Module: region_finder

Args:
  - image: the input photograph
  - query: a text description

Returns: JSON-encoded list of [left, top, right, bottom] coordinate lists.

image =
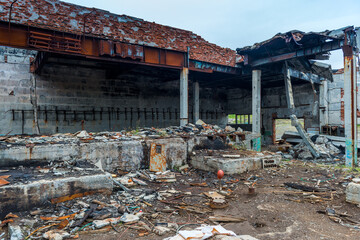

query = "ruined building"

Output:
[[1, 1, 360, 238], [0, 0, 350, 139]]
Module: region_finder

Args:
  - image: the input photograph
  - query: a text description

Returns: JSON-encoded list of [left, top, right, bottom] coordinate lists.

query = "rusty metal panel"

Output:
[[115, 42, 143, 60], [166, 51, 184, 67], [0, 26, 27, 48], [28, 31, 81, 54], [82, 38, 99, 56], [160, 49, 166, 65], [99, 40, 114, 56], [150, 143, 166, 172], [0, 1, 239, 67], [144, 47, 160, 64]]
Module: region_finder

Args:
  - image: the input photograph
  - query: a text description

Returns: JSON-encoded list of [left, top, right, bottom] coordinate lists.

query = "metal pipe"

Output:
[[8, 0, 19, 31]]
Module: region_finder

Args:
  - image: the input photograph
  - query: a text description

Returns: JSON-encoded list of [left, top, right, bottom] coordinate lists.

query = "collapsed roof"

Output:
[[236, 26, 360, 81]]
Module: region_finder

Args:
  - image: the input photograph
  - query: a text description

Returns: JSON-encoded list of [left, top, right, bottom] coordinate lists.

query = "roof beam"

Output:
[[287, 67, 328, 84], [244, 39, 343, 67]]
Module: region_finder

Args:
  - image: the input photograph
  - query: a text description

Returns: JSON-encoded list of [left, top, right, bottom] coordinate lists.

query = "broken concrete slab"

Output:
[[190, 152, 281, 174], [0, 143, 79, 167], [145, 137, 188, 169], [0, 173, 112, 218], [81, 141, 143, 171], [8, 223, 24, 240], [346, 181, 360, 205]]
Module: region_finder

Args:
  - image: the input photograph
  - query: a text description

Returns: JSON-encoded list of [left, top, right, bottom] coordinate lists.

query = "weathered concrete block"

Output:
[[80, 141, 143, 172], [145, 137, 187, 169], [8, 223, 24, 240], [190, 153, 281, 174], [0, 143, 80, 167], [0, 173, 113, 218], [346, 182, 360, 205]]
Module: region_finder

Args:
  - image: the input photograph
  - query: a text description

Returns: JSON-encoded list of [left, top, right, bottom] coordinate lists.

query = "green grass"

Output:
[[228, 114, 236, 124], [275, 118, 304, 140]]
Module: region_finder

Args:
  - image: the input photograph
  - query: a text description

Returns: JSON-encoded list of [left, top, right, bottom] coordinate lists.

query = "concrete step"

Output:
[[0, 165, 112, 218], [190, 151, 281, 174]]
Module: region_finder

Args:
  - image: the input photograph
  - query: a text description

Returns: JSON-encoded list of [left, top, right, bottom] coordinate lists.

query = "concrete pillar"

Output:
[[319, 79, 329, 130], [252, 70, 261, 151], [343, 49, 358, 167], [284, 66, 295, 111], [193, 81, 199, 123], [180, 68, 189, 126]]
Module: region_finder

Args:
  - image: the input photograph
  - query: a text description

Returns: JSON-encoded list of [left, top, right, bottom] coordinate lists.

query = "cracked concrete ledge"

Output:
[[190, 154, 281, 174], [0, 173, 113, 218], [0, 136, 210, 171]]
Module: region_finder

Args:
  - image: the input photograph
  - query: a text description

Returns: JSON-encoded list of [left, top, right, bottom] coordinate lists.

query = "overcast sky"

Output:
[[63, 0, 360, 69]]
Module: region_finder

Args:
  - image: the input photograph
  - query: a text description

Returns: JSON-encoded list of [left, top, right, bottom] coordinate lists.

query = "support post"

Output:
[[283, 62, 320, 158], [30, 73, 40, 135], [193, 81, 199, 123], [319, 79, 329, 130], [284, 64, 295, 111], [180, 67, 189, 126], [343, 45, 358, 167], [252, 70, 261, 151]]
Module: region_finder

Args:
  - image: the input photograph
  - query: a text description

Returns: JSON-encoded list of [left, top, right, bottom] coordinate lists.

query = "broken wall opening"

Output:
[[275, 118, 304, 140]]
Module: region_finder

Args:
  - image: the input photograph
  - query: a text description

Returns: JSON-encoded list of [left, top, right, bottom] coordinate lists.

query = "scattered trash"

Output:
[[8, 223, 24, 240], [164, 225, 237, 240], [43, 229, 70, 240], [209, 215, 246, 222]]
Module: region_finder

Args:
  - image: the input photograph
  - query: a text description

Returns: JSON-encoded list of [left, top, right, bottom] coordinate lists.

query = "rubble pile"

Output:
[[0, 167, 259, 240], [281, 135, 343, 162], [0, 120, 247, 145]]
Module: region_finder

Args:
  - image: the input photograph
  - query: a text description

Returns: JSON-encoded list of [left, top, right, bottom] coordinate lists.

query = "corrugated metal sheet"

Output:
[[0, 0, 238, 67]]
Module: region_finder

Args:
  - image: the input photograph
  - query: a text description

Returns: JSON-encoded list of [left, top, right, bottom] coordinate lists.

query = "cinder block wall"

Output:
[[227, 83, 320, 144], [0, 46, 227, 135]]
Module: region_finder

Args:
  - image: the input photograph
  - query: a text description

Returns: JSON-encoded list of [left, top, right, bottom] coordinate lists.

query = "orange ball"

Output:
[[217, 170, 224, 179]]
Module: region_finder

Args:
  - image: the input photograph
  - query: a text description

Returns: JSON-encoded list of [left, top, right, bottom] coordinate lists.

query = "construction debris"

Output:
[[281, 132, 343, 162], [346, 178, 360, 205], [164, 225, 237, 240]]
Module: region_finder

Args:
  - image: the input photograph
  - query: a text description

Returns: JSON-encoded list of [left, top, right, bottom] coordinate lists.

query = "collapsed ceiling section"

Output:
[[237, 26, 360, 82]]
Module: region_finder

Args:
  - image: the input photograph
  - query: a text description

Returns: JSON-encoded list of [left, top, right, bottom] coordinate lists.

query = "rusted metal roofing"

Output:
[[236, 26, 359, 70], [238, 27, 348, 56], [0, 0, 239, 67]]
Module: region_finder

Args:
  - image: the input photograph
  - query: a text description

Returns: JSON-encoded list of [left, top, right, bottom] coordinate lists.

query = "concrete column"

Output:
[[284, 66, 295, 111], [193, 81, 199, 123], [252, 70, 261, 151], [319, 79, 329, 129], [30, 73, 40, 135], [343, 49, 358, 167], [180, 68, 189, 126]]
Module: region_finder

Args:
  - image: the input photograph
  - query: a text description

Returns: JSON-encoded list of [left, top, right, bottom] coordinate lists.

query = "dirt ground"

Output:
[[72, 160, 360, 240]]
